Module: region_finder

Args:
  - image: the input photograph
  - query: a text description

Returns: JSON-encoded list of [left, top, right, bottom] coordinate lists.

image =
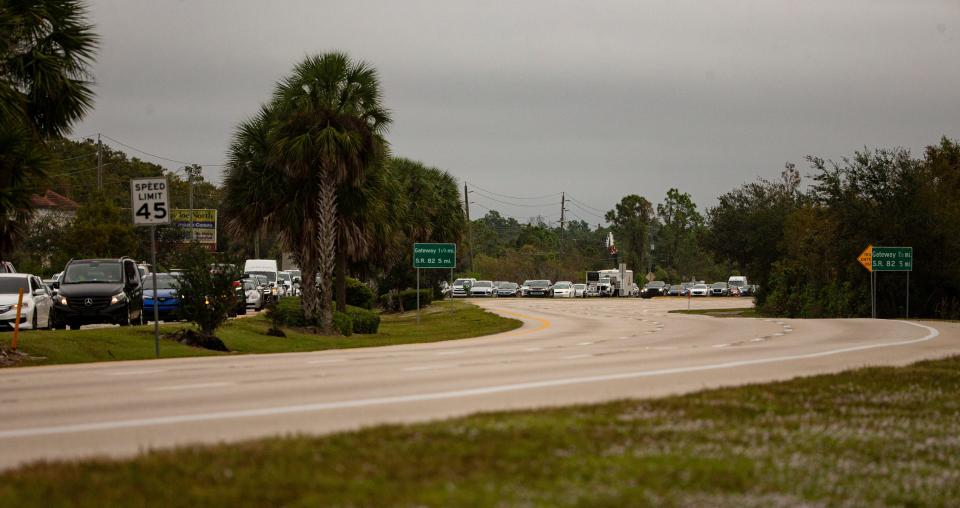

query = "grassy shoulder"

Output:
[[2, 356, 958, 506], [670, 307, 766, 318], [1, 300, 521, 367]]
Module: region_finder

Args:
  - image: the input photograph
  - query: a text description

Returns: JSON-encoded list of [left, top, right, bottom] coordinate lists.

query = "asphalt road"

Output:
[[1, 297, 957, 470]]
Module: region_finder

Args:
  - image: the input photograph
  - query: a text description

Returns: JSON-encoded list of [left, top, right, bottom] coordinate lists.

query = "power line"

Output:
[[465, 181, 562, 200], [470, 190, 562, 209], [99, 134, 226, 167], [566, 195, 607, 215]]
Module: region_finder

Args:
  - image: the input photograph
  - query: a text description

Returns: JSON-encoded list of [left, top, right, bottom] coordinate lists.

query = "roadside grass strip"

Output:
[[670, 307, 766, 318], [0, 301, 521, 367], [2, 355, 959, 506]]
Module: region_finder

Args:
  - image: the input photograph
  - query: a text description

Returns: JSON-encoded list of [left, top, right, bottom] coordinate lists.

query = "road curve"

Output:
[[1, 297, 958, 470]]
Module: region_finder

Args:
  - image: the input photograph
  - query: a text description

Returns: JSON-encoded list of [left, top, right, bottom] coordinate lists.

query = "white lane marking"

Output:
[[0, 322, 939, 440], [306, 358, 347, 364], [772, 333, 784, 337], [712, 343, 730, 348], [524, 347, 543, 352], [435, 350, 466, 356], [104, 369, 165, 376], [146, 382, 233, 392], [576, 341, 593, 346], [402, 364, 457, 372], [562, 354, 592, 360]]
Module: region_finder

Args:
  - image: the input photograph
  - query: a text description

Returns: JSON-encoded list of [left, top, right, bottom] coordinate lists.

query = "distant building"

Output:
[[30, 190, 79, 224]]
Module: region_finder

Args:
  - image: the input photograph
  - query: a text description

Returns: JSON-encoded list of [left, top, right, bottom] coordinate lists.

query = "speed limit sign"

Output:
[[130, 177, 170, 226]]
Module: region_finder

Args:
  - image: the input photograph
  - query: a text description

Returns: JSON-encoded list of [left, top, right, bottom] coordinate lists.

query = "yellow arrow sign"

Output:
[[857, 244, 873, 272]]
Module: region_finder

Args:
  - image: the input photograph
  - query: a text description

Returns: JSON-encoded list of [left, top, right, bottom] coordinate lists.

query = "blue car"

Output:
[[143, 273, 181, 322]]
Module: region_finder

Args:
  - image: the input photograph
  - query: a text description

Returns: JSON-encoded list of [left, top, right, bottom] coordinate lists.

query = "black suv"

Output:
[[51, 257, 144, 329]]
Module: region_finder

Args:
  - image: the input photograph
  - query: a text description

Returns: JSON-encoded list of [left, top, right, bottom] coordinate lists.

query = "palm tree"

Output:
[[0, 0, 98, 261], [227, 53, 390, 332]]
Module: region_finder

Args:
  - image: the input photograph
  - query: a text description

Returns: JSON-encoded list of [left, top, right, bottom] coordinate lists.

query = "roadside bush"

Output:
[[380, 289, 432, 312], [267, 297, 309, 327], [345, 278, 375, 310], [173, 244, 242, 337], [269, 297, 378, 334], [345, 306, 380, 334], [333, 311, 352, 337]]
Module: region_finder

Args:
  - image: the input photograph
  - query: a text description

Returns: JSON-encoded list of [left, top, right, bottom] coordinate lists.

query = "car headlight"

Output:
[[111, 292, 127, 305], [59, 296, 68, 305], [272, 287, 278, 295]]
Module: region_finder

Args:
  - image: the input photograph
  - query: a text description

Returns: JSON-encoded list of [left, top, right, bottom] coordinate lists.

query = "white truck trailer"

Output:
[[586, 268, 634, 297]]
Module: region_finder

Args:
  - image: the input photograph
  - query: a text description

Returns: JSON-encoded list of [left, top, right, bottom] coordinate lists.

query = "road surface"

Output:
[[1, 297, 957, 470]]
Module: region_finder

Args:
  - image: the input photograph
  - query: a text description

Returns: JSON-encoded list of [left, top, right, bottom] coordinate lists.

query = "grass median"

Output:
[[2, 355, 958, 506], [0, 300, 521, 367], [670, 307, 765, 318]]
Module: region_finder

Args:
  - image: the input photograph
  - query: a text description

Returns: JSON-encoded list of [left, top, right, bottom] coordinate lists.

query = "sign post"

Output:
[[857, 245, 913, 318], [413, 243, 457, 323], [131, 177, 171, 357]]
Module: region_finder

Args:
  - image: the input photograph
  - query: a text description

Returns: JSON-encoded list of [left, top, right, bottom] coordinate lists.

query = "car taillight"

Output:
[[232, 281, 241, 288]]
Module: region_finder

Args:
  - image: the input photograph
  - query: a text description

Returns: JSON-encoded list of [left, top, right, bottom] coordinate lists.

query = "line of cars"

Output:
[[448, 275, 755, 300], [450, 278, 588, 298], [0, 258, 303, 331], [640, 276, 756, 298]]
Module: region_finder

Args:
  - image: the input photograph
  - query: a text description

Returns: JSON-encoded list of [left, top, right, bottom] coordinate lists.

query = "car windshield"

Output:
[[247, 271, 277, 283], [143, 275, 177, 290], [522, 280, 532, 286], [712, 283, 727, 288], [501, 283, 518, 289], [289, 270, 301, 277], [530, 280, 550, 286], [574, 284, 585, 289], [0, 277, 29, 294], [243, 281, 257, 291], [554, 283, 571, 289], [729, 280, 745, 287], [254, 275, 268, 285], [63, 261, 123, 284], [279, 273, 291, 281], [694, 284, 708, 289], [454, 279, 471, 285], [474, 281, 492, 288]]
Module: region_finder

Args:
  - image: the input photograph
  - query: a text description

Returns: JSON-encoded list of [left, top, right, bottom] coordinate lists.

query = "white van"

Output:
[[244, 259, 280, 299], [727, 275, 750, 296]]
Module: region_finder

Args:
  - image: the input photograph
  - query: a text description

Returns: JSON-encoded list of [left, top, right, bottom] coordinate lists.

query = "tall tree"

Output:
[[655, 188, 703, 278], [0, 0, 97, 262], [225, 53, 390, 333]]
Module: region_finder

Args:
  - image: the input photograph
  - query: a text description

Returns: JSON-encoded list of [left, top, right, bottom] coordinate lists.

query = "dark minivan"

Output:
[[51, 257, 144, 329]]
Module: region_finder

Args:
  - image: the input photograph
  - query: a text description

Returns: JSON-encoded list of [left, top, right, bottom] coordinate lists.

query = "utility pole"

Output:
[[559, 192, 566, 252], [96, 134, 103, 192], [188, 167, 195, 242], [464, 183, 472, 272]]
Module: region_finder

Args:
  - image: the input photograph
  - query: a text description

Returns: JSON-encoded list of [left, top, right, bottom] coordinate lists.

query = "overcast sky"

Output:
[[74, 0, 959, 225]]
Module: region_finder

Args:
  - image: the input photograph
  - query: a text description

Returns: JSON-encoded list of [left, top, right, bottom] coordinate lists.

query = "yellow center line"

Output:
[[491, 308, 552, 337]]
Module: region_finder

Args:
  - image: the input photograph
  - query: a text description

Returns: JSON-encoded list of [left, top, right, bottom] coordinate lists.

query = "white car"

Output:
[[452, 278, 476, 298], [243, 278, 265, 310], [573, 283, 586, 297], [0, 273, 53, 330], [552, 281, 575, 298], [689, 283, 710, 297], [470, 280, 497, 297]]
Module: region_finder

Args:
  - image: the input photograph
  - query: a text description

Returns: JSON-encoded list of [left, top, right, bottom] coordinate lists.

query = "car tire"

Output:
[[68, 322, 81, 330], [31, 310, 38, 330]]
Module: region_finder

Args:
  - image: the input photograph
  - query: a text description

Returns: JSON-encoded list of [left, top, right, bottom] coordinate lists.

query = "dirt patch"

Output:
[[165, 329, 230, 352]]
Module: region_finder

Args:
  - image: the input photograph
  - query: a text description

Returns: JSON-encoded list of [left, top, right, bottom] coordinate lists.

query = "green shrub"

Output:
[[333, 311, 353, 337], [267, 297, 309, 327], [345, 278, 375, 310], [399, 289, 432, 311], [269, 297, 379, 334], [345, 305, 380, 334]]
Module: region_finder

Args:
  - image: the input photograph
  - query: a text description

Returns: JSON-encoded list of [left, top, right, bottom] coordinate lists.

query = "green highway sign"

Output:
[[872, 246, 913, 272], [413, 243, 456, 269]]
